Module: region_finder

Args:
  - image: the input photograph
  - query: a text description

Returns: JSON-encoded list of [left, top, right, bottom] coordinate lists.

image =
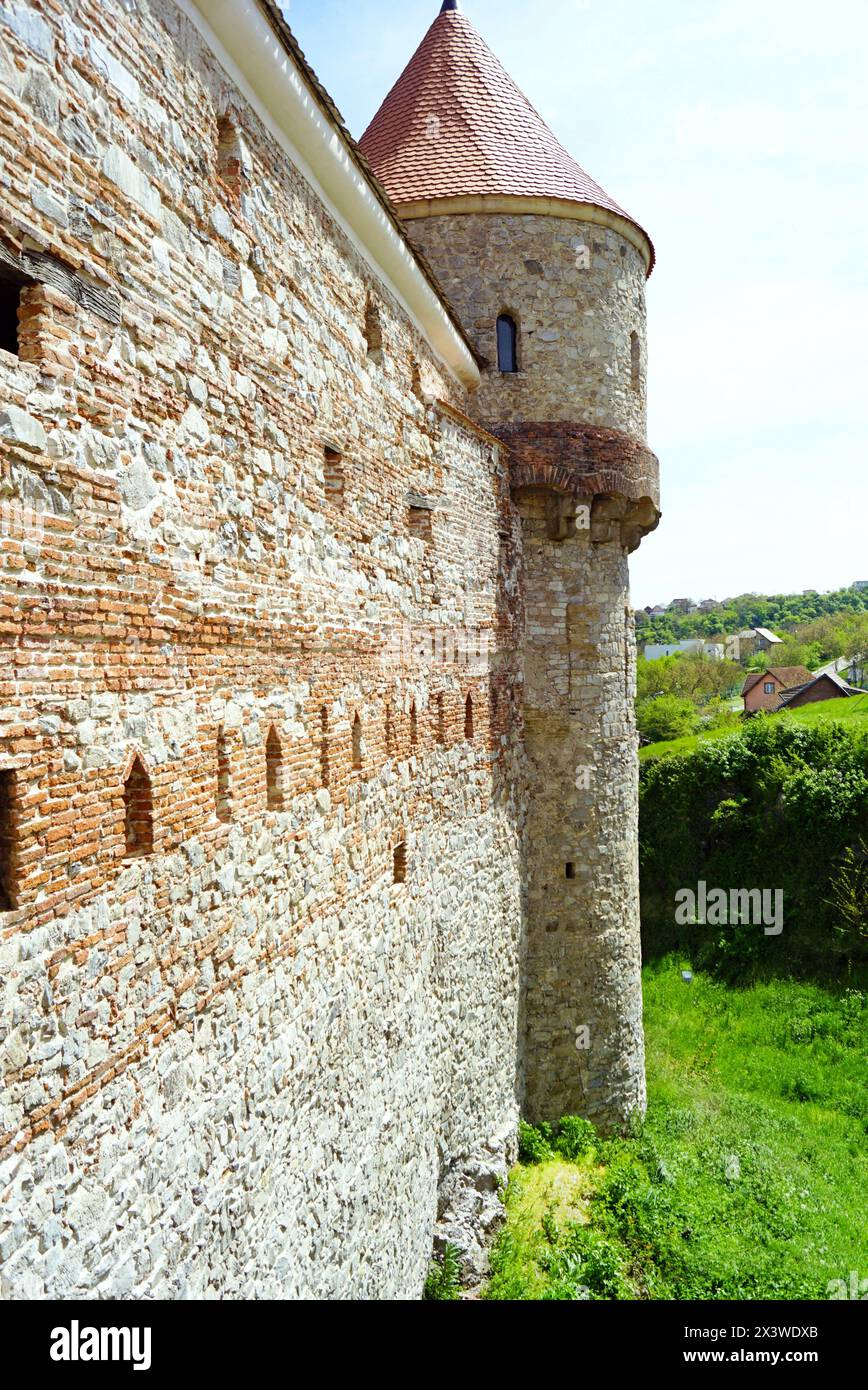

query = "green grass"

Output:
[[640, 694, 868, 762], [484, 956, 868, 1300], [639, 723, 740, 762], [777, 691, 868, 727]]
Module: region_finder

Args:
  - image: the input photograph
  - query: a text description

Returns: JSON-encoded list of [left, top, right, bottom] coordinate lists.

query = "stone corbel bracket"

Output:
[[591, 495, 660, 554], [493, 420, 661, 552]]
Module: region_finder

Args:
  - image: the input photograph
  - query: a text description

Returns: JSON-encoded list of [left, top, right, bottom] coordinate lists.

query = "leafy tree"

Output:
[[825, 840, 868, 962], [639, 587, 868, 647], [637, 653, 742, 703], [637, 694, 699, 743]]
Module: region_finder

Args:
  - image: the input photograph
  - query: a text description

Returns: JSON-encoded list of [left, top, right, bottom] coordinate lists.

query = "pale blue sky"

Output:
[[284, 0, 867, 607]]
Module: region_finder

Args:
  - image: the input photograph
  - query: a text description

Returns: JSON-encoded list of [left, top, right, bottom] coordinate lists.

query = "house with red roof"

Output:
[[742, 666, 814, 714], [742, 666, 865, 714]]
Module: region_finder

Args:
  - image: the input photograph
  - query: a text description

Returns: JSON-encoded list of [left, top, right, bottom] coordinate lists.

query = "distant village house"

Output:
[[732, 627, 783, 659], [742, 666, 813, 714], [777, 671, 867, 709], [742, 665, 866, 714]]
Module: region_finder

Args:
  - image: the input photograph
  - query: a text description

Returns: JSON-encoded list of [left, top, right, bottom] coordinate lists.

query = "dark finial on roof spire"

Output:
[[440, 1, 461, 11]]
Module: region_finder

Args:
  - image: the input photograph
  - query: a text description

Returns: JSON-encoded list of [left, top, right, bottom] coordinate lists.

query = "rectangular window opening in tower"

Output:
[[216, 730, 232, 822], [630, 331, 641, 392], [124, 758, 154, 858]]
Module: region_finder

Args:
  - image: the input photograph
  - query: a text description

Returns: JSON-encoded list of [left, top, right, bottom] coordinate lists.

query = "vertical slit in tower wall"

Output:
[[123, 757, 154, 858], [265, 728, 284, 810], [319, 707, 330, 787]]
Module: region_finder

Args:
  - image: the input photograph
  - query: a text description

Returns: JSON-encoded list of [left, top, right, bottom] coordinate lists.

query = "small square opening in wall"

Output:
[[408, 505, 432, 543], [393, 840, 407, 884], [0, 277, 21, 357], [565, 862, 576, 880]]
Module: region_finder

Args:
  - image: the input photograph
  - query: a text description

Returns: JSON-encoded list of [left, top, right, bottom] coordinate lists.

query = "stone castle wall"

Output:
[[0, 0, 527, 1298]]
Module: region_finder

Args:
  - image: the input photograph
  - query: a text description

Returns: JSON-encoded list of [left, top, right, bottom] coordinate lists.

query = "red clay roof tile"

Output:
[[359, 4, 652, 263]]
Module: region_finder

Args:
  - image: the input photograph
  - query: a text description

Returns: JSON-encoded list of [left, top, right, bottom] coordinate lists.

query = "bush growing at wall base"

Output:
[[423, 1242, 462, 1300], [518, 1115, 598, 1164]]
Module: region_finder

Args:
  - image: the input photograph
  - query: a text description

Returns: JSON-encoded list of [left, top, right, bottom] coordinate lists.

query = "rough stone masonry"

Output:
[[0, 0, 659, 1298]]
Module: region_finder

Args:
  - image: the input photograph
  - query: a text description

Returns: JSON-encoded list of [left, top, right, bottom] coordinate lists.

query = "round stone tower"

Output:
[[361, 0, 660, 1133]]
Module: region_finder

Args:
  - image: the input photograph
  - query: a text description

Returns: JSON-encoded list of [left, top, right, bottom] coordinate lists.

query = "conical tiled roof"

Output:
[[359, 2, 652, 266]]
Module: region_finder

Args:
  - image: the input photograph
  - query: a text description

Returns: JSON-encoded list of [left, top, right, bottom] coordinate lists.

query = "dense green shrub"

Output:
[[636, 694, 698, 743], [552, 1115, 597, 1162], [540, 1226, 633, 1300], [519, 1116, 599, 1165], [517, 1118, 555, 1163], [639, 717, 868, 979]]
